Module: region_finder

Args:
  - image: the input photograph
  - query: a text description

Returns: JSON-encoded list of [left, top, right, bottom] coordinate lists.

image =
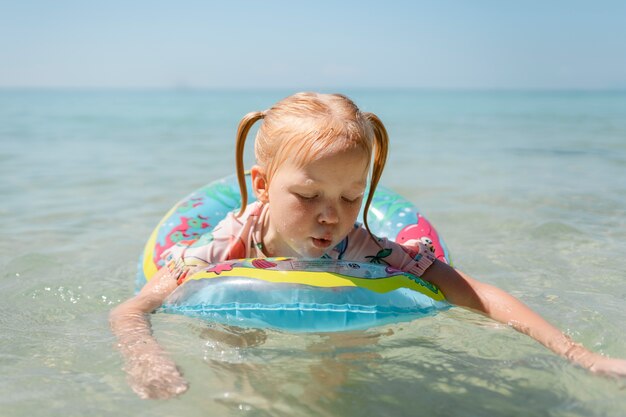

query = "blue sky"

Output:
[[1, 0, 625, 89]]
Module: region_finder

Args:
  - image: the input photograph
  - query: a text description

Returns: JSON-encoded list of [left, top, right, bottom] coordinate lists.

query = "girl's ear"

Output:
[[250, 165, 269, 203]]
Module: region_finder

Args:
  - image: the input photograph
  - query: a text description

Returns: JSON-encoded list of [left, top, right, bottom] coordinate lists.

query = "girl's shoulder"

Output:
[[213, 201, 265, 234]]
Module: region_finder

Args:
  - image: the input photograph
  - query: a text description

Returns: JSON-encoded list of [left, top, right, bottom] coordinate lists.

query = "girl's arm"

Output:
[[422, 260, 626, 376], [109, 267, 188, 399]]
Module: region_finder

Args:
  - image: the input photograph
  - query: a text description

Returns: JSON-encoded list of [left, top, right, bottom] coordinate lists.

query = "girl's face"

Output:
[[253, 148, 369, 258]]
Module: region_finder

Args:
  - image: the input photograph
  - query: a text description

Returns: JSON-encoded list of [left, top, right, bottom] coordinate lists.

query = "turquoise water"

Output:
[[1, 89, 625, 416]]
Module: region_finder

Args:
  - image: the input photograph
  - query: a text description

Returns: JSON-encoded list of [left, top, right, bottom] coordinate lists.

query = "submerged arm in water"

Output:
[[422, 260, 626, 377], [109, 268, 189, 399]]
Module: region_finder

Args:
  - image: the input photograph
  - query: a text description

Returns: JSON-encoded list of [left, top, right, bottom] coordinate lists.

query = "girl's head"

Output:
[[235, 92, 389, 245]]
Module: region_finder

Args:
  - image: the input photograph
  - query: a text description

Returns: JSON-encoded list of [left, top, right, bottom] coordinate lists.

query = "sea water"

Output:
[[1, 89, 625, 416]]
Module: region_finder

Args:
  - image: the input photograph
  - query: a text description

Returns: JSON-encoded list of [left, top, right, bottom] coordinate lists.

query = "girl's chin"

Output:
[[296, 250, 326, 259], [296, 245, 330, 259]]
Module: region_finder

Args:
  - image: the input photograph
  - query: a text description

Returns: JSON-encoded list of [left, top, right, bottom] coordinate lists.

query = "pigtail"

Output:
[[362, 112, 389, 240], [235, 111, 265, 217]]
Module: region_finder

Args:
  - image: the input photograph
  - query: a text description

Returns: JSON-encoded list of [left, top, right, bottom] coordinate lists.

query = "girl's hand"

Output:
[[588, 356, 626, 377], [124, 352, 189, 399], [565, 344, 626, 377]]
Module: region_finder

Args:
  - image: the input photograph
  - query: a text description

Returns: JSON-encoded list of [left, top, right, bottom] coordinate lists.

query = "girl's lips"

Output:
[[311, 237, 333, 248]]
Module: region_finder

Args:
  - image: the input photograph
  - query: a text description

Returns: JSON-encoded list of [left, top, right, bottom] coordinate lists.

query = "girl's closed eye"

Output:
[[342, 195, 362, 204], [294, 192, 361, 204], [295, 192, 318, 200], [343, 190, 365, 203]]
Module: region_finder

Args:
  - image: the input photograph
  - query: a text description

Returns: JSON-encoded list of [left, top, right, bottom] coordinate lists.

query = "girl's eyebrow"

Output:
[[295, 179, 366, 189], [294, 172, 367, 188]]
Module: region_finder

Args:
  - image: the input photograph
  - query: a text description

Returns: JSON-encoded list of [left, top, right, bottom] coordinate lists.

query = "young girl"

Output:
[[110, 92, 626, 399]]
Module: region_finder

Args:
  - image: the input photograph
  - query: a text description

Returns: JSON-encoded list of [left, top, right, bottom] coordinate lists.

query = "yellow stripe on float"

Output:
[[187, 267, 445, 301]]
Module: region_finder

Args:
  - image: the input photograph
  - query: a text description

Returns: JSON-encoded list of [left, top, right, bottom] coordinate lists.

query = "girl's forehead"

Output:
[[276, 150, 369, 185]]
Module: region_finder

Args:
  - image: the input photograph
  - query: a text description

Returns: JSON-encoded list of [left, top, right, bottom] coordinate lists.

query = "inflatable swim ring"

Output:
[[162, 258, 448, 332], [137, 174, 452, 332]]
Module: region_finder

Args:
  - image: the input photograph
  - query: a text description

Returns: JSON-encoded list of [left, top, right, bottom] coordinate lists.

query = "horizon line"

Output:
[[1, 86, 625, 93]]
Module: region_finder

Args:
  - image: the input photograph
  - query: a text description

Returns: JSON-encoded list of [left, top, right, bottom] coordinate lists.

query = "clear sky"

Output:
[[1, 0, 625, 90]]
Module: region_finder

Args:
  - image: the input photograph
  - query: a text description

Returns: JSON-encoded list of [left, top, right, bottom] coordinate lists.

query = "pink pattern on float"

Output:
[[251, 259, 278, 269], [206, 263, 234, 275], [153, 215, 210, 265], [396, 214, 447, 263]]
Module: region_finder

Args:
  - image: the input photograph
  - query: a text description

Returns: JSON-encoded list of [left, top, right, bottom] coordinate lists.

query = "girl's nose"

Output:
[[318, 205, 339, 224]]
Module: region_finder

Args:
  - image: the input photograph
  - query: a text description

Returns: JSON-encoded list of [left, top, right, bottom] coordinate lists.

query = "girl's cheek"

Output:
[[345, 204, 361, 221], [290, 198, 318, 213], [279, 202, 311, 225]]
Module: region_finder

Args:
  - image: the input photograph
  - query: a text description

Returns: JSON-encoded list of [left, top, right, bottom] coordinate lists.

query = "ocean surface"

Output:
[[1, 89, 625, 416]]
